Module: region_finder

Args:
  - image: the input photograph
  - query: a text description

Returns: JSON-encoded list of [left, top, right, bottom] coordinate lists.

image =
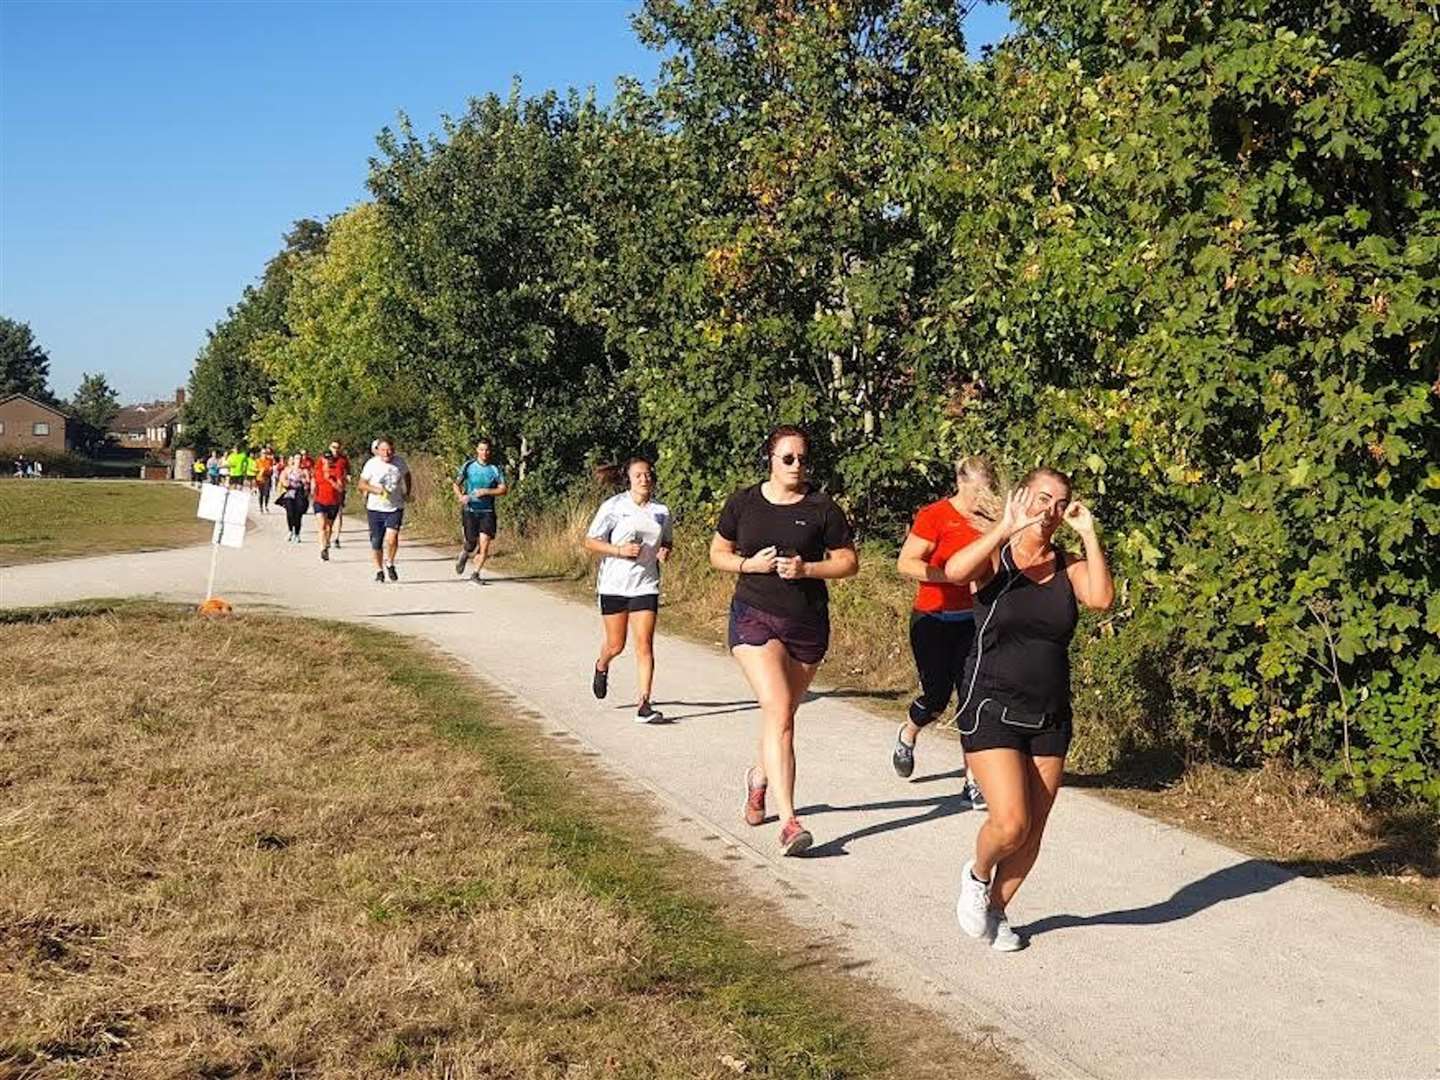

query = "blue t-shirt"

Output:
[[456, 460, 505, 512]]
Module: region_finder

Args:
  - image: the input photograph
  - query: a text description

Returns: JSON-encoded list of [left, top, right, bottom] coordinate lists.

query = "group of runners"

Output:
[[579, 424, 1113, 953]]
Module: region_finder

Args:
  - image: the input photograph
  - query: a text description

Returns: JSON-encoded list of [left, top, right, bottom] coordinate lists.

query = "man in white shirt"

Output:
[[357, 437, 412, 583]]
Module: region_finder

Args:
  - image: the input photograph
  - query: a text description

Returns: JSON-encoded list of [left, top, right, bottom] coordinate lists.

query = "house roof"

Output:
[[0, 393, 70, 420], [110, 402, 179, 432]]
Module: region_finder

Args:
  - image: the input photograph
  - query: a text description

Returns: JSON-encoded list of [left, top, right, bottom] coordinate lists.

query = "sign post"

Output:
[[196, 485, 251, 602]]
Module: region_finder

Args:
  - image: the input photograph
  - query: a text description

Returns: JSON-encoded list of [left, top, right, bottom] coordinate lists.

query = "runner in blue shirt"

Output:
[[452, 438, 508, 584]]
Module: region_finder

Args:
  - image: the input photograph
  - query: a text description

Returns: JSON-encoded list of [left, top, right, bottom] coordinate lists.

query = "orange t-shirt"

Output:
[[909, 499, 981, 613], [313, 457, 344, 505]]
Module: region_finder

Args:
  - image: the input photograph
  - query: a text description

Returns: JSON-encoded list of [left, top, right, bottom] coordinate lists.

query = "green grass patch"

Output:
[[0, 480, 212, 565]]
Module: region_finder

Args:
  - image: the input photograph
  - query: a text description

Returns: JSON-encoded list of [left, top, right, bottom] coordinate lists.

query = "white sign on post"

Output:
[[196, 486, 252, 599]]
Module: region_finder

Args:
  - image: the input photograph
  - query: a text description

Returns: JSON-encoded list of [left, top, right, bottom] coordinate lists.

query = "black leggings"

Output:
[[285, 496, 307, 535], [908, 613, 976, 728], [258, 483, 271, 512]]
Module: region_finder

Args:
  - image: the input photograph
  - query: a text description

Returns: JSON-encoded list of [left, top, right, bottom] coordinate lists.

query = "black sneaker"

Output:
[[470, 571, 486, 586], [320, 546, 330, 561], [455, 552, 468, 575], [386, 565, 398, 582], [892, 724, 916, 779], [592, 666, 608, 700], [374, 570, 386, 584], [634, 701, 666, 724], [332, 537, 341, 548]]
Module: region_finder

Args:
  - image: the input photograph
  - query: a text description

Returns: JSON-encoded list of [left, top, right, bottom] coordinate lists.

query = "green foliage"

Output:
[[66, 372, 120, 453], [0, 316, 54, 402], [188, 0, 1439, 801]]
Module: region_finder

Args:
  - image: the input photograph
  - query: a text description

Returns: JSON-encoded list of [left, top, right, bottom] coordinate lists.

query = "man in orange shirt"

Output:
[[312, 448, 345, 561], [326, 440, 351, 548]]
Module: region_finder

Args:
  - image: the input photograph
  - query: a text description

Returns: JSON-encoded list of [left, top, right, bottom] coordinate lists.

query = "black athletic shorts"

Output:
[[957, 694, 1072, 758], [367, 508, 404, 550], [313, 501, 340, 521], [599, 593, 660, 616], [462, 509, 497, 548], [727, 598, 829, 665]]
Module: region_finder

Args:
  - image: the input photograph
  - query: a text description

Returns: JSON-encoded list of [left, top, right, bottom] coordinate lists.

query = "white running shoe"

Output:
[[991, 915, 1026, 952], [956, 859, 992, 939]]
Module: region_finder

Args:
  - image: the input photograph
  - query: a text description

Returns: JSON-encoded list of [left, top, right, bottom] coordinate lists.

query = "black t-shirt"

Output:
[[716, 483, 854, 619]]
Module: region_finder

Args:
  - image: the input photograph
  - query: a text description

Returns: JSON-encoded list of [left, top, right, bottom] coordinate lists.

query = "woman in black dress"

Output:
[[944, 467, 1113, 950], [709, 426, 858, 855]]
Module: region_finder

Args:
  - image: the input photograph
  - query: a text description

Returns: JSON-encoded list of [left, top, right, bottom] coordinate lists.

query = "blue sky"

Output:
[[0, 1, 1013, 403]]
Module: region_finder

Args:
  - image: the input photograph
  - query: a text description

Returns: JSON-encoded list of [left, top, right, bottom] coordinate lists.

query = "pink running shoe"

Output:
[[744, 767, 767, 826], [779, 818, 812, 856]]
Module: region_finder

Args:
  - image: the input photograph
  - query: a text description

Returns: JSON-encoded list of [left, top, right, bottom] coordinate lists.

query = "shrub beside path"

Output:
[[2, 505, 1434, 1080]]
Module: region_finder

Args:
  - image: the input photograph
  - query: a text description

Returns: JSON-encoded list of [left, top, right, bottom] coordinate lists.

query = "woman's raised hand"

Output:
[[1063, 500, 1096, 535], [999, 486, 1045, 539]]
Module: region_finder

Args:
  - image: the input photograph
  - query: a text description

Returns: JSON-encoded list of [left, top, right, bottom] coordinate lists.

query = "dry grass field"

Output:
[[0, 603, 1025, 1078]]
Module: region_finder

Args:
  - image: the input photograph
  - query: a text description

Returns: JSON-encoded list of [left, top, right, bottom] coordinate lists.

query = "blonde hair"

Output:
[[956, 455, 1000, 523]]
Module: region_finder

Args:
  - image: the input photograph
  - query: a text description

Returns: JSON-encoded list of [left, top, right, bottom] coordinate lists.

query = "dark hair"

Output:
[[475, 437, 491, 448], [595, 456, 654, 489], [763, 424, 808, 461], [376, 435, 394, 449], [1021, 466, 1072, 495]]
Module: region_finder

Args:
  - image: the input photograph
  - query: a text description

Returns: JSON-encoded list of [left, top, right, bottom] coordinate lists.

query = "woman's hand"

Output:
[[615, 541, 643, 559], [776, 554, 806, 580], [743, 546, 778, 574], [1000, 486, 1046, 539], [1063, 500, 1096, 536]]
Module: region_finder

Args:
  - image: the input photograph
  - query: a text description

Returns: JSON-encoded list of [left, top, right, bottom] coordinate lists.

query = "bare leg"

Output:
[[733, 642, 818, 823], [991, 755, 1065, 912], [629, 609, 657, 704], [597, 611, 629, 673], [471, 533, 493, 574], [384, 527, 400, 567], [964, 749, 1033, 881]]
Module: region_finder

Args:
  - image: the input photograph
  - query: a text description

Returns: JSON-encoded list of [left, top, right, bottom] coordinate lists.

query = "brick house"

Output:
[[109, 389, 185, 449], [0, 393, 72, 452]]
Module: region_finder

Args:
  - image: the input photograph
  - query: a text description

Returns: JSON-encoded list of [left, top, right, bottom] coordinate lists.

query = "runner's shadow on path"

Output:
[[652, 699, 761, 721], [804, 687, 907, 704], [1019, 854, 1416, 937], [794, 791, 974, 858], [368, 610, 471, 617]]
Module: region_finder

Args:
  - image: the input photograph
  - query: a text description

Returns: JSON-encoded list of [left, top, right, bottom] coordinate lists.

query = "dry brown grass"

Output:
[[0, 604, 1026, 1078]]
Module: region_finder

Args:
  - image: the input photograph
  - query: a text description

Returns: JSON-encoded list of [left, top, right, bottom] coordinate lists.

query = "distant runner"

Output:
[[327, 440, 350, 548], [452, 438, 507, 585], [312, 448, 346, 561], [584, 457, 673, 724], [255, 449, 276, 514], [277, 453, 311, 543], [358, 437, 411, 583]]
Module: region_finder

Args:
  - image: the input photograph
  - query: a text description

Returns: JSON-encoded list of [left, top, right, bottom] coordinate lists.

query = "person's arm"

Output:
[[357, 464, 380, 496], [783, 545, 858, 580], [944, 487, 1042, 585], [584, 535, 643, 559], [1063, 502, 1115, 611], [709, 533, 777, 575], [896, 532, 946, 583], [402, 465, 413, 500]]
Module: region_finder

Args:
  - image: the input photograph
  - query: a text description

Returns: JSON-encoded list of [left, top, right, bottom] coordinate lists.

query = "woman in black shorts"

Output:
[[709, 425, 858, 855], [943, 467, 1113, 951], [584, 457, 673, 724]]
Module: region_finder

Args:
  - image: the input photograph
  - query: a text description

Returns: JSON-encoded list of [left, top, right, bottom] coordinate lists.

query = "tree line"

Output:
[[181, 0, 1439, 801]]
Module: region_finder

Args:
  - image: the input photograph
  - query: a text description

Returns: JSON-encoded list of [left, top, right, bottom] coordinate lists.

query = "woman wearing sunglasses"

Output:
[[709, 425, 859, 855], [943, 467, 1113, 951]]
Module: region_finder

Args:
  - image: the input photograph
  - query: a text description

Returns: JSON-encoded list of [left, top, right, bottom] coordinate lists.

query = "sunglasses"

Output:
[[776, 453, 809, 467]]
